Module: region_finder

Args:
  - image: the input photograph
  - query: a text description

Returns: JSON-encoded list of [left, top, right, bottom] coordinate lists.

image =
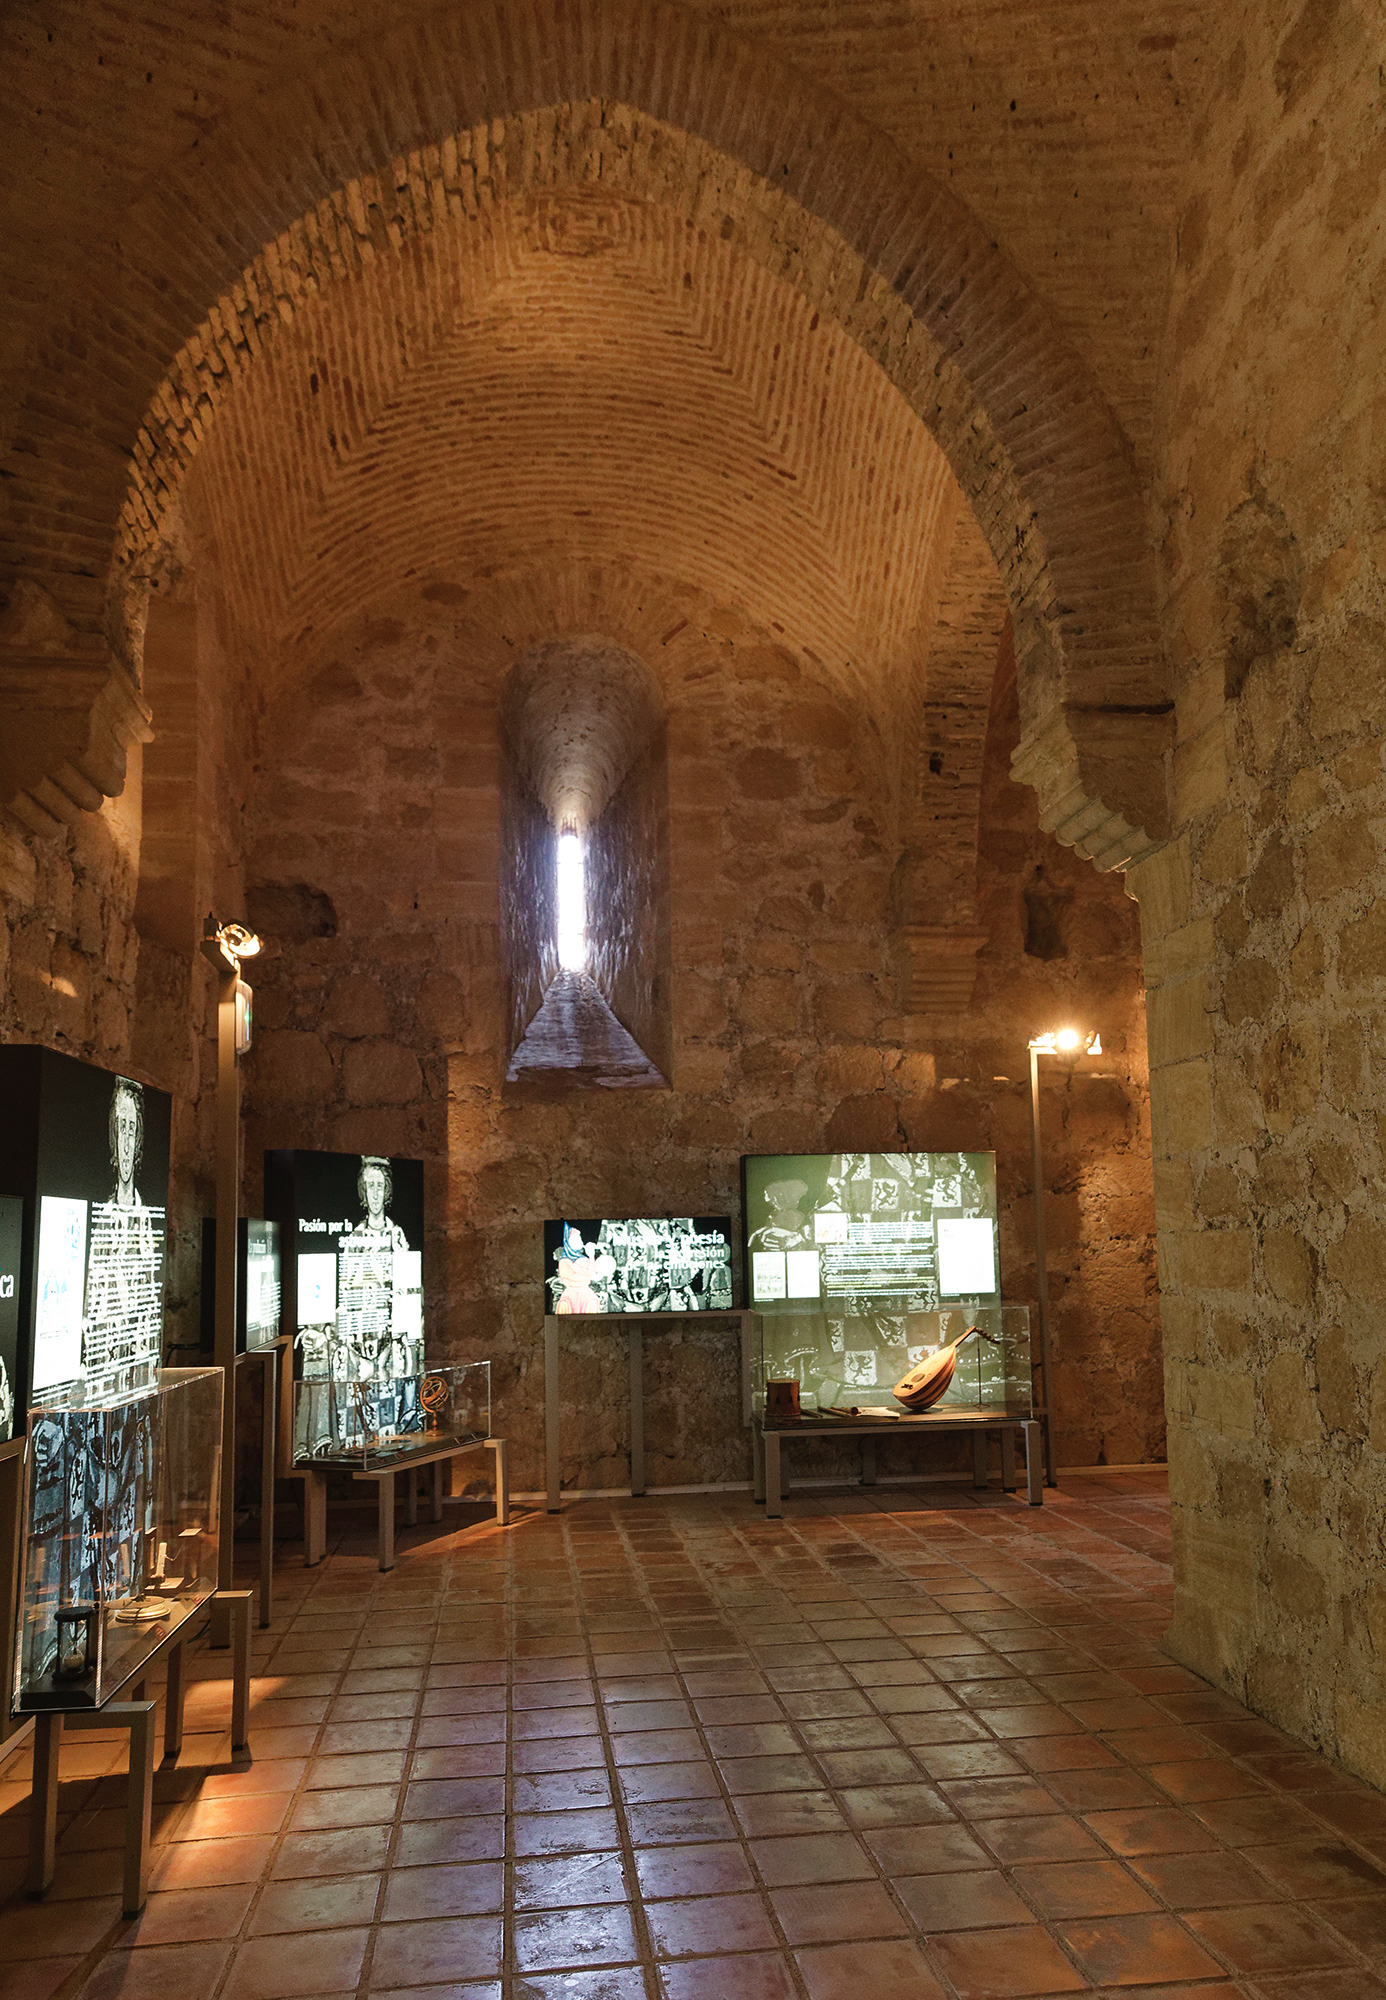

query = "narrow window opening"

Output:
[[555, 826, 587, 971], [500, 636, 671, 1089]]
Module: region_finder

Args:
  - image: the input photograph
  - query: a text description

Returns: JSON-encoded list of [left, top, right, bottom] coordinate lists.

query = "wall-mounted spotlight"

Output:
[[1029, 1027, 1102, 1056], [200, 917, 262, 1054]]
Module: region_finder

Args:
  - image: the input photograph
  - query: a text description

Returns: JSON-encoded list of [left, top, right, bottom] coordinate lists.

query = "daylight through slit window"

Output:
[[556, 828, 587, 971]]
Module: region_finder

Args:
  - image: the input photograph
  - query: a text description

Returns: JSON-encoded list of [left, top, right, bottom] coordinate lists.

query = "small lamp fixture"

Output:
[[1028, 1027, 1101, 1056], [201, 917, 263, 1054], [201, 916, 262, 966]]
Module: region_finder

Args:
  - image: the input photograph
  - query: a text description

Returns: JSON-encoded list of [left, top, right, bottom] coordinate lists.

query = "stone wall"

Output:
[[236, 575, 1160, 1495], [1147, 0, 1386, 1785], [500, 758, 557, 1058], [584, 727, 672, 1082]]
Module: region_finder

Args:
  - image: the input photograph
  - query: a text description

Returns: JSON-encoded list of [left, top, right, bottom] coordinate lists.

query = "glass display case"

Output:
[[750, 1305, 1032, 1424], [13, 1367, 222, 1712], [293, 1361, 491, 1469]]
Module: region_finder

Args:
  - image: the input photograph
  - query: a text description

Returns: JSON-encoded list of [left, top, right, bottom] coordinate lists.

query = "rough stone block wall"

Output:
[[500, 758, 557, 1057], [583, 729, 672, 1081], [232, 576, 1158, 1497], [1151, 0, 1386, 1786]]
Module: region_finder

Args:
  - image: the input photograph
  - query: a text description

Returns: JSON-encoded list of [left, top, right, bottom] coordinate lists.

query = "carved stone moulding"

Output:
[[905, 926, 991, 1014], [0, 653, 152, 840]]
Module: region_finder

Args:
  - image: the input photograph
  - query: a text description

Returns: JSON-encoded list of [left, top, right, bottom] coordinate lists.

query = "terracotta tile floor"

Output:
[[2, 1468, 1385, 1998]]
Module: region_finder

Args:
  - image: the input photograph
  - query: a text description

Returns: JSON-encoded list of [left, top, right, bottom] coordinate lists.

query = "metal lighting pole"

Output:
[[1026, 1027, 1100, 1491], [199, 919, 260, 1631], [1027, 1044, 1058, 1489]]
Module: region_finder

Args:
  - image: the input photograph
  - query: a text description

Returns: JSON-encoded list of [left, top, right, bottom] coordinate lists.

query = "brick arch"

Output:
[[185, 178, 960, 725], [0, 0, 1170, 865]]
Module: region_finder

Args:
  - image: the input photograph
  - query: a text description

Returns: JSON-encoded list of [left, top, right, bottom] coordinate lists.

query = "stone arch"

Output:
[[0, 0, 1171, 865]]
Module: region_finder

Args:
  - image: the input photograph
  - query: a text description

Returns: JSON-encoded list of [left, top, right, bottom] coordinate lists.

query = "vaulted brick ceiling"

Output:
[[0, 0, 1204, 865], [185, 186, 961, 715], [0, 0, 1205, 486]]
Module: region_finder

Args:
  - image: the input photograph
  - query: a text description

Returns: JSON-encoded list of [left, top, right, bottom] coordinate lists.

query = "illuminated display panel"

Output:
[[543, 1218, 735, 1314], [742, 1151, 1000, 1401], [0, 1048, 172, 1422], [266, 1151, 425, 1382]]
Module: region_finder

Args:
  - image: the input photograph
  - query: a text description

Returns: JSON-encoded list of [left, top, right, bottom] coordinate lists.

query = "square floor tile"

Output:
[[79, 1940, 230, 2000], [512, 1904, 639, 1974], [635, 1842, 756, 1899], [1128, 1847, 1281, 1909], [658, 1952, 796, 2000], [927, 1924, 1086, 1997], [1185, 1902, 1350, 1973], [1012, 1859, 1156, 1919], [626, 1799, 737, 1846], [769, 1879, 909, 1945], [1058, 1911, 1228, 1986], [367, 1914, 503, 1986], [898, 1868, 1034, 1931], [865, 1823, 991, 1875], [514, 1853, 628, 1911], [796, 1938, 947, 2000], [221, 1927, 370, 2000], [646, 1890, 780, 1959], [381, 1862, 505, 1920], [392, 1818, 505, 1868], [248, 1874, 383, 1935], [734, 1792, 849, 1838], [1244, 1837, 1386, 1900], [750, 1832, 876, 1888], [1082, 1808, 1219, 1856], [617, 1762, 720, 1805]]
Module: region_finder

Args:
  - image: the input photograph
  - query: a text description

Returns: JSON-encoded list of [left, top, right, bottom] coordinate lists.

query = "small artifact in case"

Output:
[[294, 1361, 491, 1469], [764, 1379, 801, 1422], [53, 1607, 97, 1682], [893, 1322, 996, 1410], [752, 1304, 1032, 1421]]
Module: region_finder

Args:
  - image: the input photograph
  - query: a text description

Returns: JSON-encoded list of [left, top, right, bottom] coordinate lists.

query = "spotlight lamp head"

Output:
[[1029, 1027, 1101, 1057], [199, 914, 264, 975], [216, 921, 261, 960]]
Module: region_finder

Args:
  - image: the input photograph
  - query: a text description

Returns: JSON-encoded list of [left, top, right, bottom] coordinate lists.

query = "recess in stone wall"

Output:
[[501, 636, 671, 1090]]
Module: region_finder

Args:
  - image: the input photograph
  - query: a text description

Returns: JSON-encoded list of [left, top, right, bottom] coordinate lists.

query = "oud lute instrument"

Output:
[[892, 1322, 994, 1412]]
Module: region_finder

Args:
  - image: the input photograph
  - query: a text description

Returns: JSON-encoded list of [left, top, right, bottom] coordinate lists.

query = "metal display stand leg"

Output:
[[259, 1350, 276, 1628], [163, 1638, 186, 1760], [629, 1327, 645, 1498], [972, 1431, 989, 1490], [215, 1589, 253, 1750], [1022, 1422, 1044, 1507], [26, 1713, 61, 1897], [299, 1470, 327, 1566], [120, 1702, 156, 1916], [752, 1425, 765, 1504], [764, 1432, 783, 1519], [860, 1439, 877, 1488], [544, 1317, 561, 1513], [28, 1701, 157, 1917], [378, 1478, 396, 1572], [486, 1438, 510, 1525], [403, 1469, 418, 1529], [26, 1595, 251, 1917], [430, 1460, 444, 1524], [1000, 1429, 1017, 1494]]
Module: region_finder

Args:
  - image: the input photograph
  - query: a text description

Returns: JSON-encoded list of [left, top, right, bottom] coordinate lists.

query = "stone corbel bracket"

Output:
[[904, 927, 991, 1013], [1012, 707, 1173, 875], [0, 652, 152, 841]]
